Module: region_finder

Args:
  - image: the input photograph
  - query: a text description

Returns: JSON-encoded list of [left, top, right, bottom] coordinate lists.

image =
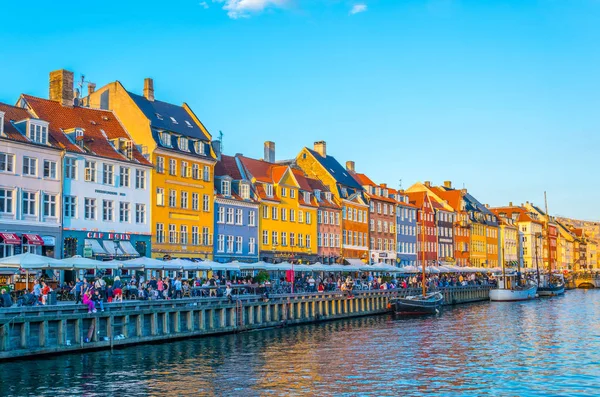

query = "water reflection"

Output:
[[1, 291, 600, 396]]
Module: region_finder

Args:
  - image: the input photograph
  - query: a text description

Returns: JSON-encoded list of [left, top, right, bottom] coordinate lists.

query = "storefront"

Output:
[[62, 230, 151, 260], [0, 228, 61, 259], [260, 251, 319, 264]]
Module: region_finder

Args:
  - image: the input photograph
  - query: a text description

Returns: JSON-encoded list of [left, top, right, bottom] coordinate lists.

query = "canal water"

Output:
[[1, 289, 599, 396]]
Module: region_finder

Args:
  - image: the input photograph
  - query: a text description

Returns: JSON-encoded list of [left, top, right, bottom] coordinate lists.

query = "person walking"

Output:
[[174, 277, 182, 299], [74, 278, 83, 304]]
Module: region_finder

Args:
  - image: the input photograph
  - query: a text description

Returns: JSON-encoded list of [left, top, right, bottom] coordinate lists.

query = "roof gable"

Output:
[[305, 148, 363, 190]]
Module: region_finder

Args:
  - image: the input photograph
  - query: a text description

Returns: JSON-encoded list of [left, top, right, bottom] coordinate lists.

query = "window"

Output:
[[303, 192, 310, 203], [348, 208, 353, 221], [249, 210, 256, 226], [370, 202, 375, 213], [23, 157, 37, 176], [323, 211, 328, 224], [218, 207, 225, 223], [63, 195, 76, 218], [272, 231, 278, 245], [169, 224, 178, 244], [203, 195, 210, 211], [169, 159, 176, 176], [290, 233, 296, 247], [156, 224, 165, 243], [342, 206, 347, 219], [192, 226, 199, 245], [281, 232, 287, 246], [324, 233, 329, 247], [84, 160, 96, 182], [318, 233, 322, 247], [298, 234, 304, 247], [222, 180, 231, 196], [262, 206, 269, 219], [217, 235, 225, 252], [202, 227, 210, 246], [318, 210, 322, 224], [343, 230, 347, 245], [249, 238, 256, 254], [281, 208, 287, 221], [290, 189, 296, 199], [298, 210, 304, 223], [135, 204, 146, 223], [85, 198, 96, 220], [192, 193, 199, 211], [358, 210, 363, 223], [0, 153, 14, 173], [226, 208, 234, 224], [194, 141, 205, 155], [262, 230, 269, 245], [0, 189, 14, 214], [290, 209, 295, 222], [227, 235, 234, 252], [265, 184, 273, 197], [272, 207, 278, 220], [103, 164, 114, 185], [281, 187, 287, 197], [306, 235, 311, 248], [65, 157, 77, 179], [306, 212, 312, 224], [43, 160, 57, 179], [192, 163, 200, 179], [160, 132, 171, 147], [330, 212, 335, 225], [156, 156, 165, 173], [180, 225, 188, 245], [181, 161, 190, 178], [330, 234, 335, 248], [370, 219, 375, 232], [119, 166, 129, 187], [235, 209, 243, 225], [236, 236, 243, 253], [156, 188, 165, 206], [22, 191, 36, 215], [135, 170, 146, 189], [203, 165, 210, 181], [119, 202, 130, 222], [179, 137, 189, 152], [27, 122, 48, 144], [43, 194, 57, 217], [181, 191, 188, 209], [240, 184, 250, 200], [169, 189, 177, 207], [102, 200, 114, 221]]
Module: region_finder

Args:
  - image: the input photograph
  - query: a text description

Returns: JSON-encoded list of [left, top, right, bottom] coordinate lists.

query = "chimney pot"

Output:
[[264, 141, 275, 163], [509, 201, 513, 206], [49, 69, 74, 107], [87, 82, 96, 95], [314, 141, 327, 157], [461, 188, 467, 195], [211, 140, 222, 161], [381, 183, 387, 188], [346, 160, 355, 172], [424, 181, 431, 188], [143, 78, 154, 102], [444, 180, 452, 188]]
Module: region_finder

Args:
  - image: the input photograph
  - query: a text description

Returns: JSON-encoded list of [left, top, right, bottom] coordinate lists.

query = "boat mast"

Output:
[[419, 210, 426, 298], [502, 246, 506, 288], [544, 191, 552, 274], [534, 232, 540, 288]]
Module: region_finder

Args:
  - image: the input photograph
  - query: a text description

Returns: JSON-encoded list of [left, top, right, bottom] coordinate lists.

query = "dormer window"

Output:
[[265, 184, 273, 197], [184, 120, 193, 128], [221, 180, 231, 196], [170, 117, 178, 124], [179, 136, 189, 152], [303, 192, 310, 203], [159, 132, 171, 147], [325, 192, 332, 201], [290, 189, 296, 199], [314, 190, 321, 200], [28, 121, 49, 145], [194, 141, 205, 155], [383, 189, 388, 197], [341, 187, 347, 197], [240, 184, 250, 200]]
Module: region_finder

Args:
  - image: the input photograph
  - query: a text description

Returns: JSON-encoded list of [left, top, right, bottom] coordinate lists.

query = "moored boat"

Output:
[[393, 292, 443, 315], [490, 273, 537, 302], [537, 273, 565, 297]]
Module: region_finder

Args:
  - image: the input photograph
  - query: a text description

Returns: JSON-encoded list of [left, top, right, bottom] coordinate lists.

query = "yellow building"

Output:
[[556, 220, 575, 270], [86, 78, 216, 259], [237, 148, 318, 263]]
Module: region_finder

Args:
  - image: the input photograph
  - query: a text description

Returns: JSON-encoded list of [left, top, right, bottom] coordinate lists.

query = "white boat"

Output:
[[490, 273, 537, 302], [537, 273, 565, 297]]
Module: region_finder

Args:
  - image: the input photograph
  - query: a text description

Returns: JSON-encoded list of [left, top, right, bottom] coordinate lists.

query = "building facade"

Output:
[[396, 193, 417, 267], [87, 76, 216, 259], [308, 178, 342, 264], [406, 191, 437, 264], [21, 86, 153, 260], [213, 154, 259, 263], [0, 103, 62, 259]]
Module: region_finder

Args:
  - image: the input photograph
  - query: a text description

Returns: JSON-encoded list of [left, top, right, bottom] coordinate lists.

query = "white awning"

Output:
[[345, 258, 365, 267], [119, 240, 140, 256], [85, 239, 107, 255], [102, 240, 117, 255]]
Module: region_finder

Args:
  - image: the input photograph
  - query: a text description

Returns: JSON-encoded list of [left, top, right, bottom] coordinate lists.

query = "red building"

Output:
[[406, 191, 437, 263]]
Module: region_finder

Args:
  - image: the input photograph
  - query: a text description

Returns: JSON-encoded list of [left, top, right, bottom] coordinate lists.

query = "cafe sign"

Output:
[[86, 232, 131, 241]]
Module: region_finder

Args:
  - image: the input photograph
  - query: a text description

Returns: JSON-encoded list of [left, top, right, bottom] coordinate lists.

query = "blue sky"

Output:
[[1, 0, 599, 219]]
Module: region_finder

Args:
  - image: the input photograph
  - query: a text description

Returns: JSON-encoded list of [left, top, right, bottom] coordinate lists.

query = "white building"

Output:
[[0, 103, 62, 259]]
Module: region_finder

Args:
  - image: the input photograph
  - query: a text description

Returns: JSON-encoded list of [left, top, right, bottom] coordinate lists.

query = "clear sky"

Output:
[[1, 0, 599, 219]]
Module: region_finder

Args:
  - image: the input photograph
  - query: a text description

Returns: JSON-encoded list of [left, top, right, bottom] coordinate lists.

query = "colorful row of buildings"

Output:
[[0, 70, 595, 271]]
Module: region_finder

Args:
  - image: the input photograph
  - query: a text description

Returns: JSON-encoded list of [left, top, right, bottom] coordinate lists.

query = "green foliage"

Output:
[[255, 270, 270, 284]]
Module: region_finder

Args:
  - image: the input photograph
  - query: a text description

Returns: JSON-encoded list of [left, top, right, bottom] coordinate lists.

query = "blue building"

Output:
[[213, 153, 259, 263], [395, 193, 418, 267]]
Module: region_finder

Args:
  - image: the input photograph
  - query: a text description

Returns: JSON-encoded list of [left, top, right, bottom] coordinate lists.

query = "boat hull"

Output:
[[537, 286, 565, 296], [490, 285, 537, 302], [393, 293, 443, 315]]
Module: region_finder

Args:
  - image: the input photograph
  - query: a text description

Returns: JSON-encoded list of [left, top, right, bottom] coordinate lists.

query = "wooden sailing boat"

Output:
[[537, 192, 565, 297], [393, 208, 443, 314]]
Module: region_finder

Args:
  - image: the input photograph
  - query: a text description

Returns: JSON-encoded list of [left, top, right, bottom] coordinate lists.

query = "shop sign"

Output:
[[83, 245, 93, 258], [42, 236, 56, 246], [86, 232, 131, 241]]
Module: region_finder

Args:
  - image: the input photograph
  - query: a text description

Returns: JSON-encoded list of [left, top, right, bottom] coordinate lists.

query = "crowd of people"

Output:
[[0, 271, 496, 310]]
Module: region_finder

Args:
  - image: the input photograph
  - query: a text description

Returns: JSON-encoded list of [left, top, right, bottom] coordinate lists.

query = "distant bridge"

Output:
[[572, 273, 600, 288]]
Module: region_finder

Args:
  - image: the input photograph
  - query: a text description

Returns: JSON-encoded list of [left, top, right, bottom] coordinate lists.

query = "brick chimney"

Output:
[[346, 161, 355, 172], [143, 78, 154, 102], [211, 140, 222, 161], [87, 82, 96, 95], [314, 141, 326, 157], [381, 183, 387, 188], [509, 201, 513, 206], [424, 181, 431, 188], [444, 180, 452, 188], [264, 141, 275, 163], [49, 69, 74, 107]]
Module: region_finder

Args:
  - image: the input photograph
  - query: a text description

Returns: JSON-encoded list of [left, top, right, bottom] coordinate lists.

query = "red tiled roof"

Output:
[[353, 172, 376, 187], [22, 95, 151, 166], [306, 177, 330, 192], [0, 102, 62, 148], [214, 154, 242, 179], [430, 187, 462, 211], [490, 207, 543, 224], [291, 169, 313, 192], [238, 155, 274, 183], [406, 191, 427, 208]]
